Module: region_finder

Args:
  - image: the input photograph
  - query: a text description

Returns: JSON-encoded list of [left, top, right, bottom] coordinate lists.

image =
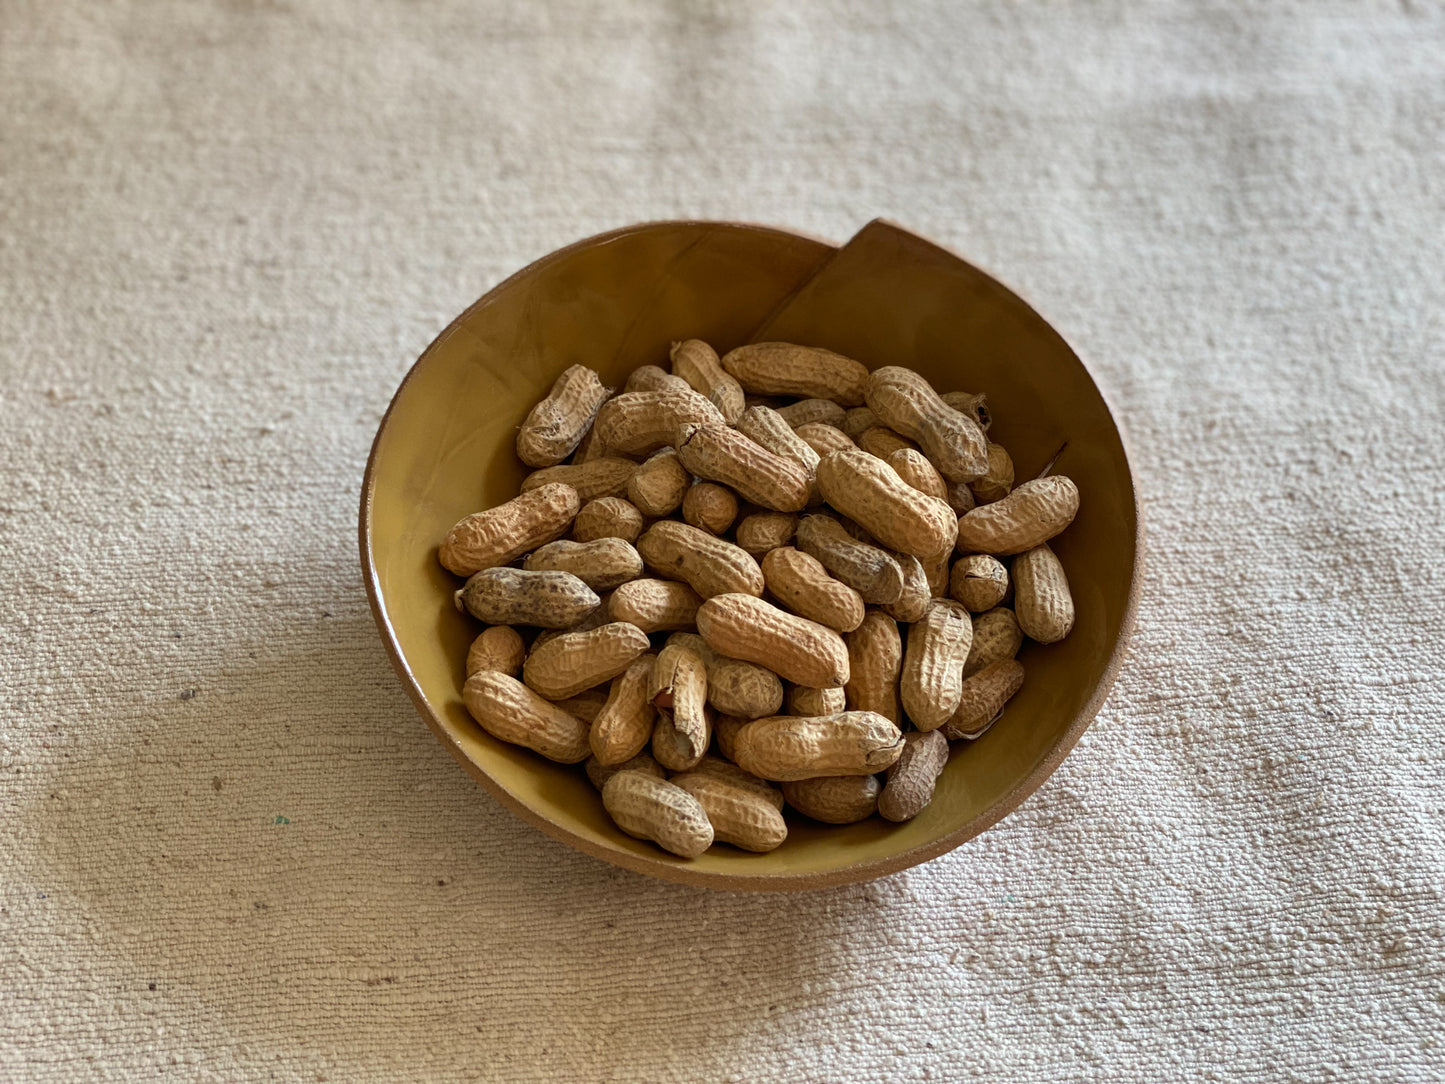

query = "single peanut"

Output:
[[684, 755, 785, 810], [761, 546, 866, 633], [794, 422, 857, 458], [589, 653, 659, 765], [522, 621, 650, 701], [886, 448, 949, 502], [950, 554, 1010, 612], [732, 711, 904, 781], [880, 552, 931, 623], [855, 426, 919, 459], [944, 659, 1024, 738], [674, 421, 811, 512], [1012, 542, 1075, 643], [794, 513, 904, 605], [681, 482, 739, 536], [965, 606, 1024, 677], [637, 519, 764, 599], [736, 405, 821, 492], [941, 389, 991, 431], [697, 593, 850, 688], [785, 684, 846, 716], [866, 367, 990, 482], [969, 442, 1015, 504], [946, 480, 977, 515], [572, 496, 644, 544], [521, 458, 636, 502], [844, 610, 902, 725], [782, 776, 880, 824], [735, 511, 798, 556], [671, 771, 788, 852], [516, 364, 611, 467], [650, 643, 710, 762], [439, 482, 579, 576], [815, 449, 956, 558], [776, 398, 846, 429], [585, 751, 665, 790], [627, 447, 690, 517], [465, 626, 526, 678], [593, 389, 724, 456], [455, 567, 599, 628], [719, 342, 870, 405], [877, 730, 950, 821], [524, 537, 644, 591], [608, 578, 703, 633], [462, 671, 591, 763], [670, 339, 745, 424], [601, 771, 714, 858], [666, 632, 784, 720], [624, 365, 692, 394], [651, 707, 712, 772], [899, 598, 973, 731], [955, 475, 1079, 555]]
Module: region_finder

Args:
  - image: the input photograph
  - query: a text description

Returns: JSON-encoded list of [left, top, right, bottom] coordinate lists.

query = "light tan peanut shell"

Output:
[[650, 643, 709, 761], [951, 554, 1010, 612], [572, 497, 644, 544], [586, 751, 665, 790], [697, 593, 850, 688], [845, 610, 902, 725], [776, 398, 846, 429], [878, 730, 950, 822], [795, 422, 857, 458], [866, 367, 990, 482], [815, 449, 957, 558], [735, 512, 798, 556], [439, 483, 580, 576], [521, 459, 637, 502], [736, 405, 821, 485], [684, 755, 785, 810], [733, 711, 904, 781], [670, 339, 746, 424], [841, 406, 881, 439], [465, 626, 526, 678], [900, 598, 974, 731], [946, 659, 1024, 737], [965, 607, 1024, 677], [941, 390, 991, 431], [880, 552, 931, 623], [530, 602, 611, 649], [785, 684, 847, 716], [455, 567, 599, 628], [782, 776, 880, 824], [1012, 542, 1075, 643], [795, 514, 904, 606], [946, 480, 977, 515], [651, 707, 712, 772], [637, 519, 764, 599], [608, 578, 703, 633], [855, 427, 919, 459], [719, 342, 870, 405], [554, 688, 609, 722], [516, 364, 611, 467], [522, 621, 650, 701], [593, 389, 724, 456], [969, 442, 1015, 504], [665, 632, 784, 720], [713, 715, 748, 762], [955, 475, 1080, 555], [674, 422, 811, 512], [523, 537, 644, 591], [681, 482, 739, 535], [887, 448, 949, 502], [671, 771, 787, 852], [626, 447, 690, 517], [462, 671, 591, 763], [624, 365, 692, 394], [589, 653, 659, 765], [761, 547, 866, 633], [601, 771, 714, 858]]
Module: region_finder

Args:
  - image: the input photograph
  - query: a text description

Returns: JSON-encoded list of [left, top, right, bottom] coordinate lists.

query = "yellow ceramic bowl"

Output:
[[360, 219, 1141, 891]]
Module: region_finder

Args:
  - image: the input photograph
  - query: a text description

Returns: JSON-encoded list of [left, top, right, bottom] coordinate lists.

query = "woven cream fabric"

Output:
[[4, 3, 1442, 1080]]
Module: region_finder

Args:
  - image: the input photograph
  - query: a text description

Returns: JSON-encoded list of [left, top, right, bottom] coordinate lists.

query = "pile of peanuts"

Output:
[[440, 341, 1078, 858]]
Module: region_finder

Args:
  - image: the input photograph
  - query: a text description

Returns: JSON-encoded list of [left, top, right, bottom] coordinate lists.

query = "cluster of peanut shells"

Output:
[[439, 341, 1079, 858]]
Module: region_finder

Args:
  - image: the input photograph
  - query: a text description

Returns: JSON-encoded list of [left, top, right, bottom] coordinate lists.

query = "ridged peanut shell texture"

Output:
[[670, 339, 745, 424], [463, 672, 591, 763], [865, 366, 989, 482], [439, 483, 579, 576], [1013, 543, 1076, 643], [696, 594, 849, 689], [601, 771, 714, 858], [515, 364, 611, 467], [732, 712, 904, 782], [675, 422, 811, 512], [815, 449, 957, 558], [720, 342, 870, 405], [955, 475, 1079, 556]]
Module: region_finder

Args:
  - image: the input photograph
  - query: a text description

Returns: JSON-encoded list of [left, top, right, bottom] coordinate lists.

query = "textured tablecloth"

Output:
[[3, 3, 1443, 1080]]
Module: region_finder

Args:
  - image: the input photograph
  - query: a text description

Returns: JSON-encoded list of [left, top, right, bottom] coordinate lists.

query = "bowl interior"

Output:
[[362, 219, 1139, 890]]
